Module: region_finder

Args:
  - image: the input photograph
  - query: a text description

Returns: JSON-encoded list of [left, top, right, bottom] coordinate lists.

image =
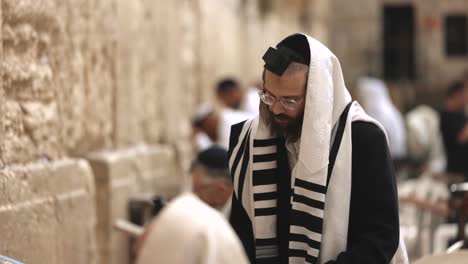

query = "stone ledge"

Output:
[[86, 144, 182, 264], [0, 158, 97, 264]]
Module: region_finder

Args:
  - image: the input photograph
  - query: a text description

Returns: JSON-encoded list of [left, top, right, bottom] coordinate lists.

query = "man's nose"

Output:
[[271, 100, 284, 115]]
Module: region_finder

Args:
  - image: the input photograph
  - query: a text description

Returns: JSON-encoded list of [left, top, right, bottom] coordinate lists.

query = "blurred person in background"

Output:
[[191, 146, 233, 218], [192, 104, 218, 151], [240, 80, 262, 116], [215, 78, 253, 149], [192, 103, 250, 150], [217, 78, 245, 110], [406, 105, 447, 174], [399, 105, 449, 259], [134, 146, 246, 264], [135, 192, 248, 264], [440, 81, 468, 183], [355, 76, 407, 162]]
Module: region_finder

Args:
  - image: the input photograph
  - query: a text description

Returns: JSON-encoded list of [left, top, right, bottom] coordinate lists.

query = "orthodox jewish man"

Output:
[[228, 33, 407, 264]]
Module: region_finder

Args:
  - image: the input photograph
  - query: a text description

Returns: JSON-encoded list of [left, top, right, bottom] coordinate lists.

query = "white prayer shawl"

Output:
[[229, 34, 408, 263], [136, 193, 249, 264], [219, 108, 254, 150]]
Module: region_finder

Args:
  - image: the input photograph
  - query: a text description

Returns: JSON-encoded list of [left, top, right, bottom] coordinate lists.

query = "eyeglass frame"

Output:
[[258, 88, 305, 110]]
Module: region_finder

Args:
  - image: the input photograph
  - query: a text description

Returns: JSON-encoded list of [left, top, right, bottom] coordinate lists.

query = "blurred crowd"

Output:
[[354, 74, 468, 261], [129, 71, 468, 263]]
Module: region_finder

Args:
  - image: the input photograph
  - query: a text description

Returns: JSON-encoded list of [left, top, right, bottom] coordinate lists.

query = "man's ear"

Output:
[[216, 182, 233, 194]]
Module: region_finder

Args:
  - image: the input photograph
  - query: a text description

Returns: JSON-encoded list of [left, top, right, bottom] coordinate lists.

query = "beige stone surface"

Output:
[[0, 1, 348, 264], [197, 0, 243, 102], [52, 0, 115, 155], [114, 0, 161, 147], [0, 159, 97, 264], [87, 144, 181, 264], [1, 0, 62, 163]]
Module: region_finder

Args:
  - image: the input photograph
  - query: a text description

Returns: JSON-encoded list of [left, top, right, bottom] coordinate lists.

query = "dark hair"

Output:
[[217, 78, 239, 94], [446, 81, 465, 97], [191, 146, 230, 181]]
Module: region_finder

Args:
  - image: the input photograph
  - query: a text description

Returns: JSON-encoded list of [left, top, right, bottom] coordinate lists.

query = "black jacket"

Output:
[[229, 121, 400, 264]]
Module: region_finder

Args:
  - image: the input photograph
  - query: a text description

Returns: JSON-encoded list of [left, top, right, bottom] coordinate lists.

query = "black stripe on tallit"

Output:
[[257, 257, 280, 264], [230, 126, 250, 184], [327, 101, 353, 188], [255, 207, 278, 216], [254, 191, 278, 201], [237, 130, 251, 201], [292, 193, 325, 210], [288, 249, 318, 264], [290, 209, 323, 234], [294, 178, 326, 194], [227, 121, 246, 163], [256, 237, 279, 246], [289, 233, 321, 250], [253, 153, 278, 163], [253, 169, 277, 186], [253, 138, 279, 147]]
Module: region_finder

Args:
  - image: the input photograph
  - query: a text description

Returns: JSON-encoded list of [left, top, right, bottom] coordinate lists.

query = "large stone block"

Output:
[[51, 0, 93, 155], [1, 0, 62, 163], [86, 144, 182, 264], [114, 0, 164, 147], [79, 0, 115, 152], [0, 159, 97, 264], [198, 0, 243, 102]]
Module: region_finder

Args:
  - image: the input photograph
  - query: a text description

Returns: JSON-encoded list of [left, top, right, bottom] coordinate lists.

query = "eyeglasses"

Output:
[[258, 89, 304, 110]]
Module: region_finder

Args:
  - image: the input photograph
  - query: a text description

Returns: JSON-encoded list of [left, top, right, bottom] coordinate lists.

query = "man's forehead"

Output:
[[264, 69, 307, 94]]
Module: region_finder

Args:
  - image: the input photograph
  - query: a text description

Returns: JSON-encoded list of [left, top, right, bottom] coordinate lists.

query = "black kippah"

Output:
[[277, 33, 310, 66], [262, 33, 310, 76], [197, 146, 229, 170]]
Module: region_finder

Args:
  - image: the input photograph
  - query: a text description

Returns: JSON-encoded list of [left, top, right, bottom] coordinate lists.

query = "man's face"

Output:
[[192, 167, 231, 208], [192, 167, 212, 205], [262, 69, 307, 139], [219, 87, 244, 109]]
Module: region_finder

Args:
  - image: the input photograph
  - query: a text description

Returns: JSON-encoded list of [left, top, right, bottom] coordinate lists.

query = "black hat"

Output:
[[196, 146, 229, 170], [262, 33, 310, 76]]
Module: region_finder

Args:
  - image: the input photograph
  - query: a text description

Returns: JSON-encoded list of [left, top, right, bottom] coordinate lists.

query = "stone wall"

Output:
[[0, 1, 332, 263]]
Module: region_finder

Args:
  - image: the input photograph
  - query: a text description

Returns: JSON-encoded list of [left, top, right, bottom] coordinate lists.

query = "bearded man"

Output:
[[228, 33, 407, 264]]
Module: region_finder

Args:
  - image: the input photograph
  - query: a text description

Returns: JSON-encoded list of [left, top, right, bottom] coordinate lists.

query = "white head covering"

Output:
[[405, 105, 446, 173], [136, 193, 248, 264], [356, 77, 407, 159]]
